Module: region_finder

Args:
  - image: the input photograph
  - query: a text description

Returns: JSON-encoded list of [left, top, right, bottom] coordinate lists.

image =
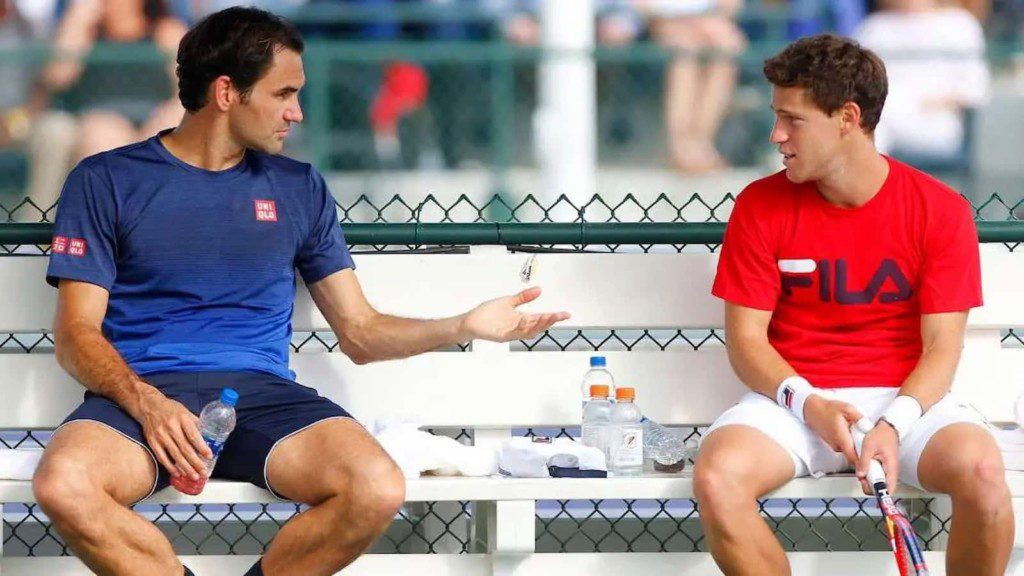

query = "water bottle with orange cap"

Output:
[[609, 387, 643, 476]]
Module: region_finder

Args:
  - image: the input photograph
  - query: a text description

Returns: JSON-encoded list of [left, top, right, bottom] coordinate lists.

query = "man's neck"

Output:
[[160, 113, 246, 172], [815, 143, 890, 209]]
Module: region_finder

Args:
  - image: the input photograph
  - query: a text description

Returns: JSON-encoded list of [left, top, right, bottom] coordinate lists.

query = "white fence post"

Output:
[[537, 0, 596, 214]]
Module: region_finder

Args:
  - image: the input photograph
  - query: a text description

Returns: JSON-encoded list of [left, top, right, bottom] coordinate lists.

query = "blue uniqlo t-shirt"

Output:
[[46, 130, 355, 380]]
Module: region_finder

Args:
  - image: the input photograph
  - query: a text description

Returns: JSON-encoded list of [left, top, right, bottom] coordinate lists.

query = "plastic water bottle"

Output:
[[171, 388, 239, 495], [581, 384, 613, 461], [609, 387, 643, 476], [641, 417, 690, 473], [581, 356, 616, 407]]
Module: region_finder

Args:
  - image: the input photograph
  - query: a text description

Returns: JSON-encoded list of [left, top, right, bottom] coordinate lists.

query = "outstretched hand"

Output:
[[462, 286, 570, 343]]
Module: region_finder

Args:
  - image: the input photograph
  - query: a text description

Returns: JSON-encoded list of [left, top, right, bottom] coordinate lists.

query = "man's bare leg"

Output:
[[32, 421, 184, 575], [694, 425, 796, 576], [259, 418, 405, 576], [917, 423, 1013, 576]]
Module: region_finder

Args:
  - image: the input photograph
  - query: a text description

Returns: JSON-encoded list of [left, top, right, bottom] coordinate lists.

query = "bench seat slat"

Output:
[[4, 473, 1024, 504]]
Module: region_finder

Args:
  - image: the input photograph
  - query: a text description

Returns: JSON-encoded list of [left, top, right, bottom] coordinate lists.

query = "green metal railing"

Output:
[[3, 221, 1024, 247]]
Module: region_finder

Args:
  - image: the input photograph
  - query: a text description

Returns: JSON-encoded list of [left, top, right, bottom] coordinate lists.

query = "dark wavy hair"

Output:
[[763, 34, 888, 132], [176, 6, 304, 112]]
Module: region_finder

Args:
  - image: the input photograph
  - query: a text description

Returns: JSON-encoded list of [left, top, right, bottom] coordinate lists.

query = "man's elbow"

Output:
[[337, 334, 375, 365], [335, 311, 383, 365], [345, 348, 373, 365], [52, 327, 75, 372], [724, 329, 768, 367]]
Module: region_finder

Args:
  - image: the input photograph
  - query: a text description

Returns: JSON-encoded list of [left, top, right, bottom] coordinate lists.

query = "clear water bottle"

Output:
[[641, 417, 689, 473], [171, 388, 239, 495], [581, 384, 613, 461], [609, 387, 643, 476], [581, 356, 616, 407]]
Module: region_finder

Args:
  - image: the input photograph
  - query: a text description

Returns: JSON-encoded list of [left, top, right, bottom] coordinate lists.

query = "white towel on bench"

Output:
[[498, 437, 607, 478], [371, 420, 499, 479], [0, 449, 43, 480]]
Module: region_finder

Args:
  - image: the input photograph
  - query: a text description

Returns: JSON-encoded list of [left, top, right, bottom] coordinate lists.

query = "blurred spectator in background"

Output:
[[40, 0, 188, 163], [370, 60, 430, 168], [0, 0, 73, 222], [494, 0, 642, 47], [642, 0, 746, 173], [0, 0, 38, 153], [854, 0, 989, 166], [493, 0, 641, 168], [301, 0, 488, 170], [189, 0, 307, 18], [785, 0, 866, 38]]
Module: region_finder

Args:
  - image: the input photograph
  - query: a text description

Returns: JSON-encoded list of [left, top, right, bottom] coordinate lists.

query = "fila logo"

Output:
[[255, 199, 278, 222], [781, 385, 795, 409], [780, 258, 912, 304], [68, 238, 87, 257], [52, 236, 68, 254]]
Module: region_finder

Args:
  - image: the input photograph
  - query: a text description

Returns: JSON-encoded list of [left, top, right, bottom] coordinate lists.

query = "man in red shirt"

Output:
[[695, 34, 1011, 575]]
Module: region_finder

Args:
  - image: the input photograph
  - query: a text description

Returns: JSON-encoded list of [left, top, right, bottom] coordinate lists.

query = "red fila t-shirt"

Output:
[[712, 157, 982, 388]]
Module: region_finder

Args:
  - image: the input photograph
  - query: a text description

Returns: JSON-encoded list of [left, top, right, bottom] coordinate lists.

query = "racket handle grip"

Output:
[[866, 460, 886, 485], [851, 418, 887, 485], [851, 417, 873, 454]]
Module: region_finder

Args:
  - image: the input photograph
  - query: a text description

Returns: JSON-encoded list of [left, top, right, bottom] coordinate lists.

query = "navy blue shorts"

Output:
[[59, 371, 352, 501]]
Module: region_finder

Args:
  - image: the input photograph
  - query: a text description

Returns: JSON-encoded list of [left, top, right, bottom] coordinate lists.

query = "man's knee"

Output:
[[694, 450, 757, 515], [332, 457, 406, 528], [947, 453, 1009, 519], [33, 455, 103, 531], [357, 458, 406, 524]]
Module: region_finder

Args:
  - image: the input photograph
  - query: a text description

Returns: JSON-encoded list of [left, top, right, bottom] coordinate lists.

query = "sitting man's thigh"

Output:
[[697, 424, 797, 498], [36, 420, 158, 506], [265, 418, 400, 505], [899, 394, 995, 491], [914, 422, 1004, 495], [701, 392, 848, 485], [197, 371, 398, 504]]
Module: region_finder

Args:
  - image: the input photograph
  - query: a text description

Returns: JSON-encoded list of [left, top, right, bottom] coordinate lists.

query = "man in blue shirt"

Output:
[[32, 7, 569, 576]]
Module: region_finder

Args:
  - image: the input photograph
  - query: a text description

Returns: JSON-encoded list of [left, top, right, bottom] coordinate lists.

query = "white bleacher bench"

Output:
[[2, 244, 1024, 575]]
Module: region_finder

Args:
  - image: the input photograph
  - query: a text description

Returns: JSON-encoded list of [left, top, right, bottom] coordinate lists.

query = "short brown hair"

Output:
[[763, 34, 887, 132], [177, 7, 305, 113]]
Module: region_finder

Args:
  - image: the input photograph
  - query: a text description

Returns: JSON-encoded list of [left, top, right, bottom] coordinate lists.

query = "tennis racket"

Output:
[[851, 418, 930, 576]]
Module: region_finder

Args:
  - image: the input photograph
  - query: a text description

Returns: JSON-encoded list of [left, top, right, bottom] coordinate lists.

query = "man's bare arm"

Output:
[[54, 279, 210, 478], [724, 302, 863, 463], [897, 311, 968, 411], [723, 302, 797, 398], [307, 269, 569, 365]]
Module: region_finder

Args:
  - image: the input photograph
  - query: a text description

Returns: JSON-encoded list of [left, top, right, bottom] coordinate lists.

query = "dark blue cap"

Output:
[[590, 356, 606, 367]]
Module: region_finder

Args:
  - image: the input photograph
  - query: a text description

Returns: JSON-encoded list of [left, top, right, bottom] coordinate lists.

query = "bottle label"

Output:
[[204, 433, 227, 459], [614, 429, 643, 467], [581, 426, 604, 450]]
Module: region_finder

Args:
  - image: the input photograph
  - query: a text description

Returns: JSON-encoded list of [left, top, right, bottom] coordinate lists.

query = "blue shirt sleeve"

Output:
[[295, 168, 355, 284], [46, 162, 118, 290]]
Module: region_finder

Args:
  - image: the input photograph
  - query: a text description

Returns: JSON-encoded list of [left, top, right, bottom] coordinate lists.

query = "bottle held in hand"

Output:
[[170, 388, 238, 496]]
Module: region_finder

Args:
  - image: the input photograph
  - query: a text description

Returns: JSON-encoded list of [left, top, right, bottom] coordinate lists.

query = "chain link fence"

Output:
[[4, 190, 1022, 558]]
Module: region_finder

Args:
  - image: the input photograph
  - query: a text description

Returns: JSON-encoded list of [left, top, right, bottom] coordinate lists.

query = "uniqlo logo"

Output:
[[52, 236, 68, 254], [255, 200, 278, 222], [68, 238, 86, 257]]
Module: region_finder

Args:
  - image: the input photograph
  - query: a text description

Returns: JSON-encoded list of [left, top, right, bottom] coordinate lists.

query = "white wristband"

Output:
[[881, 395, 923, 444], [776, 376, 829, 424]]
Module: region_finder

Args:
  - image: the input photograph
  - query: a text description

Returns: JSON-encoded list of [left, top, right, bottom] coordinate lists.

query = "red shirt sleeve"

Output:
[[918, 196, 982, 313], [712, 185, 781, 311]]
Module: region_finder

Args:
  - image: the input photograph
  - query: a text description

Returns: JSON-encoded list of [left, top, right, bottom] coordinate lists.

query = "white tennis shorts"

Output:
[[706, 388, 991, 489]]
